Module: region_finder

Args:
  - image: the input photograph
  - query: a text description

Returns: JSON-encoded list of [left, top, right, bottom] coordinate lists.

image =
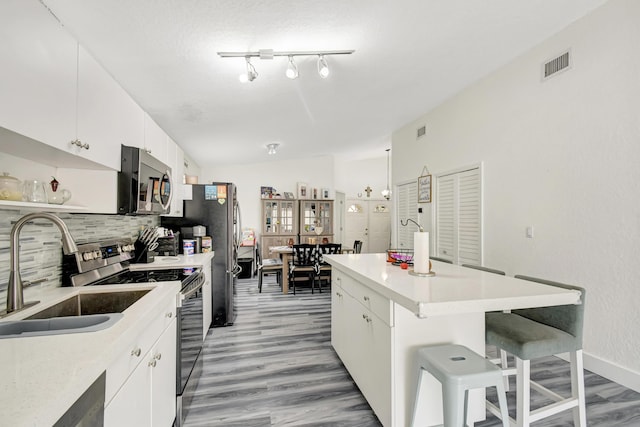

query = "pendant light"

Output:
[[381, 148, 391, 200]]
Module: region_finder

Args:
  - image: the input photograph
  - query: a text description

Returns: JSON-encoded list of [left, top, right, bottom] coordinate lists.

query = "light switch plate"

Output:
[[526, 226, 534, 238]]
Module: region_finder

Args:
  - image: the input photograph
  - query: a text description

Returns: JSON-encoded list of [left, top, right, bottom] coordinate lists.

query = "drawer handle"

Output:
[[148, 359, 157, 368], [362, 314, 372, 323], [363, 296, 370, 302], [166, 312, 173, 318], [131, 348, 142, 357], [336, 292, 343, 298], [155, 353, 162, 361]]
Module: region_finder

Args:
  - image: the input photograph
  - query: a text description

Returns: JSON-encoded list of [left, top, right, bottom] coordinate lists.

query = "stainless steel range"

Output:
[[62, 238, 205, 427]]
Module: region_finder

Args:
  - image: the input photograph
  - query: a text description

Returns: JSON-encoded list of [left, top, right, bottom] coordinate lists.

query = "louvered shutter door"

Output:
[[457, 168, 481, 265], [436, 175, 455, 260], [435, 166, 481, 264], [397, 181, 418, 248]]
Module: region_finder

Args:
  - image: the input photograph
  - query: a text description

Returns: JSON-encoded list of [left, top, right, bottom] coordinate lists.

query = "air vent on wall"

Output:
[[542, 50, 571, 81], [417, 125, 426, 139]]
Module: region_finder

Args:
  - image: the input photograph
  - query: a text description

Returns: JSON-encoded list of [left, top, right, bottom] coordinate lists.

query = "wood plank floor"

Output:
[[183, 276, 640, 426]]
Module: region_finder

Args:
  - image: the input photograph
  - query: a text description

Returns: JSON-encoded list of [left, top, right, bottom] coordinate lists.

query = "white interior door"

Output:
[[345, 199, 391, 253]]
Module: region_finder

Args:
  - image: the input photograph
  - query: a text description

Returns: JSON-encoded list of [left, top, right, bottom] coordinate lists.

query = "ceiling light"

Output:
[[267, 143, 279, 155], [285, 56, 299, 79], [239, 57, 258, 83], [317, 55, 329, 78], [218, 49, 354, 80]]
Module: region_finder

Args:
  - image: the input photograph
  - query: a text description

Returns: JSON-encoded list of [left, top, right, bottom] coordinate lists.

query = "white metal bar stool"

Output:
[[412, 344, 509, 427]]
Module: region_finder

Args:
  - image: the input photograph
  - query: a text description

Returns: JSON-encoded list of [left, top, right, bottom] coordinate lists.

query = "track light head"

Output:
[[317, 55, 329, 78], [239, 57, 258, 83], [285, 56, 299, 79]]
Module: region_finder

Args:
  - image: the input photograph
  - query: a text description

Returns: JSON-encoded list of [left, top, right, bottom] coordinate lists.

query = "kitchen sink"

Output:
[[0, 314, 122, 339], [26, 290, 150, 319], [0, 289, 150, 338]]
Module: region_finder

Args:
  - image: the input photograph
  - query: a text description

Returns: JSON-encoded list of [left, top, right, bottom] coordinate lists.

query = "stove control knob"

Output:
[[93, 250, 101, 259], [82, 252, 93, 261]]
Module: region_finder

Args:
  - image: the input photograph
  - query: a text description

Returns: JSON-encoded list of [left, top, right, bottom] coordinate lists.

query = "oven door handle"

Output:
[[181, 276, 205, 300]]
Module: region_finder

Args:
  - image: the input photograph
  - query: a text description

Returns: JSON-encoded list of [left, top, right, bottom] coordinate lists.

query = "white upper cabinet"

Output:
[[164, 137, 184, 217], [76, 46, 125, 170], [143, 113, 168, 164], [0, 0, 77, 152]]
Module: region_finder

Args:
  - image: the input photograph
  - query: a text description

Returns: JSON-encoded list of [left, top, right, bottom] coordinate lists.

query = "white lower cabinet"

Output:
[[104, 306, 177, 427], [332, 272, 392, 426], [331, 268, 486, 427]]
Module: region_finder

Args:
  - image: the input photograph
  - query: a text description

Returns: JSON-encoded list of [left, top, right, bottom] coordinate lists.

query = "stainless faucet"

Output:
[[5, 212, 78, 315]]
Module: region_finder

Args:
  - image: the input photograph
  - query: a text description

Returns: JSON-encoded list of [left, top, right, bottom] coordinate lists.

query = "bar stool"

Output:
[[412, 344, 509, 427], [485, 275, 586, 426]]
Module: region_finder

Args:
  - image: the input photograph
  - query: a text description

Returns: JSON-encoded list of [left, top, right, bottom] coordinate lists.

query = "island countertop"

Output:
[[324, 253, 581, 318]]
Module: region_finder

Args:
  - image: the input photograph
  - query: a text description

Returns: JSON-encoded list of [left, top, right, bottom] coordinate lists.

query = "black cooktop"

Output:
[[91, 268, 197, 286]]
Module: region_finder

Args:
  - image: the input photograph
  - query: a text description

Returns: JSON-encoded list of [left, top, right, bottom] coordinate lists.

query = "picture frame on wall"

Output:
[[297, 182, 308, 199], [321, 188, 330, 199], [284, 192, 295, 199], [418, 175, 432, 203], [313, 188, 318, 199]]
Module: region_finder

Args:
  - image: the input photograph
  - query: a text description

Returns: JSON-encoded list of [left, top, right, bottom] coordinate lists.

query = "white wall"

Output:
[[393, 0, 640, 389], [202, 156, 335, 235], [202, 154, 389, 237]]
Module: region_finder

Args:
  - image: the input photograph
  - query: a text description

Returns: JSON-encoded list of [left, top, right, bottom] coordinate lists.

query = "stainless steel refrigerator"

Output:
[[162, 182, 241, 326]]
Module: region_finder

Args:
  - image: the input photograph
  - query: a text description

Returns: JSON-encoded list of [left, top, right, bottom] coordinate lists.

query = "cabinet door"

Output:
[[279, 200, 297, 235], [164, 138, 184, 217], [0, 0, 76, 151], [150, 319, 177, 427], [262, 200, 280, 234], [144, 113, 168, 163], [299, 200, 333, 235], [331, 280, 347, 355], [104, 350, 152, 427], [76, 46, 123, 170]]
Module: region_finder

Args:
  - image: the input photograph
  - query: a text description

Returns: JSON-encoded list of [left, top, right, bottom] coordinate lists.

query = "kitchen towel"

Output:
[[413, 231, 430, 274]]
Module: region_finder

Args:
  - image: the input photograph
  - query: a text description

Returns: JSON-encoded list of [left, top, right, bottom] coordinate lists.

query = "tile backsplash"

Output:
[[0, 209, 159, 303]]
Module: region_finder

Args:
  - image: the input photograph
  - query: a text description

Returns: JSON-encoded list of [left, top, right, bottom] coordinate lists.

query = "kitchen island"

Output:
[[324, 253, 581, 427]]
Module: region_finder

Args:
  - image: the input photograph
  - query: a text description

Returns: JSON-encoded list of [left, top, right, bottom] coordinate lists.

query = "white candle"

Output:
[[413, 231, 430, 274]]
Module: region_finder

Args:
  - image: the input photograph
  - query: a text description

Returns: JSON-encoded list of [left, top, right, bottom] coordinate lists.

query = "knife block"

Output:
[[133, 239, 155, 264]]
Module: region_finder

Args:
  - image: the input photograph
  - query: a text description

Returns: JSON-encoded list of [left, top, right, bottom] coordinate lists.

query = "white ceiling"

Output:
[[43, 0, 607, 166]]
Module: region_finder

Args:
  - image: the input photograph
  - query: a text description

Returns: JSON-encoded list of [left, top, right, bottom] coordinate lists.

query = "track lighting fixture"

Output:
[[317, 55, 329, 79], [266, 143, 279, 155], [238, 57, 258, 83], [218, 49, 354, 82], [285, 56, 299, 79]]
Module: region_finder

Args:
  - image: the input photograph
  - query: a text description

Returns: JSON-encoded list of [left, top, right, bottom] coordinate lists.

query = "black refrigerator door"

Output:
[[162, 183, 236, 326]]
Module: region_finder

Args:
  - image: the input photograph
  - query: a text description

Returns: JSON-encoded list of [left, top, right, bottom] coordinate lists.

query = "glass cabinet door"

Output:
[[263, 201, 279, 234], [300, 200, 333, 235], [279, 201, 296, 234]]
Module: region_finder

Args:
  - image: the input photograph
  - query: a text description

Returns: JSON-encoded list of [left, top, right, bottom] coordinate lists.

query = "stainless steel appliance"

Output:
[[62, 238, 205, 427], [162, 182, 242, 326], [117, 145, 173, 215]]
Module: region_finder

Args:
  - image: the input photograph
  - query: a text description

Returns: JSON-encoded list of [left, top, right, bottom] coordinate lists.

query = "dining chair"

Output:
[[288, 244, 317, 294], [353, 240, 363, 254], [485, 275, 587, 427], [316, 243, 342, 292]]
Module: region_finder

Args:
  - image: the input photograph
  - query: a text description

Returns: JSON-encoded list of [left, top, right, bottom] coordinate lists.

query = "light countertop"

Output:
[[0, 281, 181, 426], [324, 253, 581, 318]]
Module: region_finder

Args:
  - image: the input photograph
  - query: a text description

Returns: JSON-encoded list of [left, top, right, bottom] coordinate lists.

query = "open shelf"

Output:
[[0, 200, 88, 212]]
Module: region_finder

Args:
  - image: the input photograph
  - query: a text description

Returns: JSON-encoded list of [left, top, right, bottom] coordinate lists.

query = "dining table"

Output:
[[268, 245, 294, 294]]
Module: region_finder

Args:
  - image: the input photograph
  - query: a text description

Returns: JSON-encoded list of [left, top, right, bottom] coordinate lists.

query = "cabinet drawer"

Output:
[[335, 272, 393, 327], [105, 298, 176, 404]]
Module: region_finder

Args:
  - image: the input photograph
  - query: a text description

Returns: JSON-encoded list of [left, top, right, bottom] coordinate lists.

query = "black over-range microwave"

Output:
[[117, 145, 173, 215]]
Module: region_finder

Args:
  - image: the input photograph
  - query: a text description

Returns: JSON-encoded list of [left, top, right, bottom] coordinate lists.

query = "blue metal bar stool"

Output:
[[485, 275, 586, 427], [412, 344, 509, 427]]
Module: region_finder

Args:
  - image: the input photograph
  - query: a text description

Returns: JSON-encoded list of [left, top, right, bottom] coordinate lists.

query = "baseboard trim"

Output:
[[557, 352, 640, 393]]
